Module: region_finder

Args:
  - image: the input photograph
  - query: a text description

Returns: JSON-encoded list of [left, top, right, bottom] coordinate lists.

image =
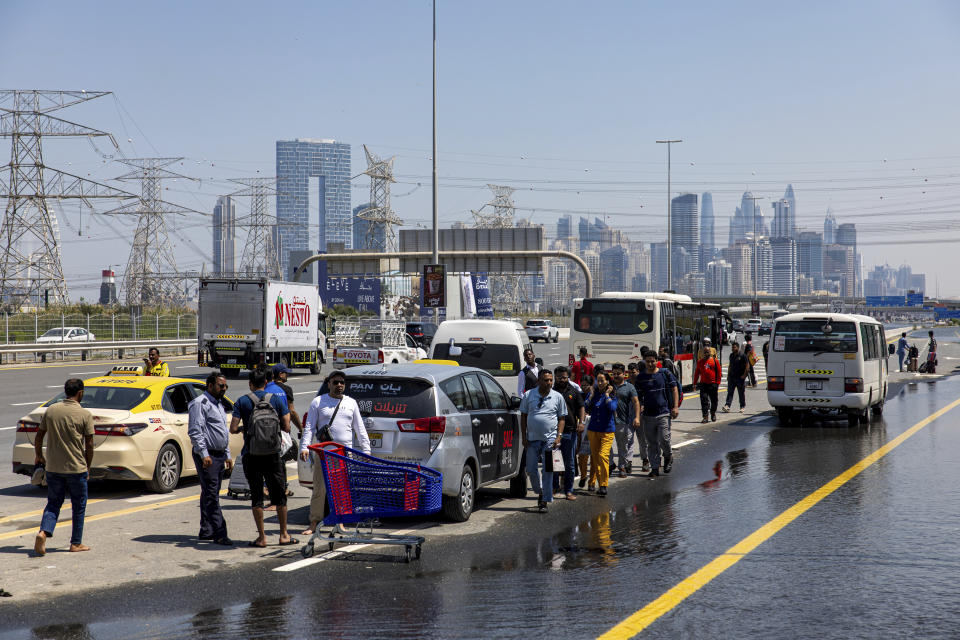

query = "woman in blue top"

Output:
[[585, 372, 617, 496]]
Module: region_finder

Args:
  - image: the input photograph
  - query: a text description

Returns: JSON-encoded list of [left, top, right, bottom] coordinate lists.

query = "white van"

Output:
[[766, 312, 888, 426], [430, 320, 532, 383]]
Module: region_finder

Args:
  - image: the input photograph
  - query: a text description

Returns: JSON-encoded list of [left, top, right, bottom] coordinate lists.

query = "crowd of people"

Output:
[[515, 336, 763, 512], [30, 335, 767, 554]]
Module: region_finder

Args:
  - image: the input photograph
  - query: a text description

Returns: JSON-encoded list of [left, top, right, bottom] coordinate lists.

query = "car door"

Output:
[[479, 373, 519, 480], [162, 383, 196, 472], [461, 372, 500, 485]]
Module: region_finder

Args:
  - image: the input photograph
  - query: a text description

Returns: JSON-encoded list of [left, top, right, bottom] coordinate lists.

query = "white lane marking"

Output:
[[671, 438, 702, 450], [0, 426, 17, 431], [272, 527, 420, 572], [125, 494, 169, 503], [174, 365, 203, 370], [294, 391, 316, 396], [46, 385, 62, 388], [71, 370, 103, 374], [10, 400, 46, 406]]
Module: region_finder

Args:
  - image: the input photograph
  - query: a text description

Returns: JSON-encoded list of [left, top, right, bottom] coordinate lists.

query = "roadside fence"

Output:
[[2, 313, 198, 344]]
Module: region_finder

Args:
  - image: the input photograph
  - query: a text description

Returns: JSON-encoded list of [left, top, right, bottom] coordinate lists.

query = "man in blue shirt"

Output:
[[896, 332, 908, 372], [519, 369, 567, 512], [187, 371, 234, 546], [229, 368, 295, 548], [634, 352, 679, 478]]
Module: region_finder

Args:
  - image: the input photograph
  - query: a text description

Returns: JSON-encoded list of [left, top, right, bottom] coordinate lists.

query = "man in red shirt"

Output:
[[570, 347, 594, 386]]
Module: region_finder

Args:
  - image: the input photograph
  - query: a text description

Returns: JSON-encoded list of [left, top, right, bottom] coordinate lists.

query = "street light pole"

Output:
[[431, 1, 439, 321], [656, 139, 682, 291]]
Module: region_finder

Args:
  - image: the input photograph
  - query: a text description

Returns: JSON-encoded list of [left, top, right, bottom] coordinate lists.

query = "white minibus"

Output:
[[766, 312, 888, 426]]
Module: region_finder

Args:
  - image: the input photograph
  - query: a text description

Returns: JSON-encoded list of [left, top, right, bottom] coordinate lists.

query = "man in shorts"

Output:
[[229, 368, 296, 548]]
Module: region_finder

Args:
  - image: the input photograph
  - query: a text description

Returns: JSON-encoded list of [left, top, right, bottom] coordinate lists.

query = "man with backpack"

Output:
[[635, 351, 679, 478], [229, 368, 295, 549], [693, 338, 722, 423]]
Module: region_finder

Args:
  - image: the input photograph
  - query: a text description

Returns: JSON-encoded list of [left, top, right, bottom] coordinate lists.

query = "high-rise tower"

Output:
[[823, 207, 837, 244], [701, 192, 715, 252], [212, 196, 236, 275], [671, 193, 699, 273], [276, 139, 351, 275]]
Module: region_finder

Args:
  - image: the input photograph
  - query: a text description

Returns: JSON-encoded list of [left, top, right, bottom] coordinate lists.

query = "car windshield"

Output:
[[433, 342, 520, 377], [772, 321, 858, 353], [337, 378, 435, 418], [526, 320, 546, 326], [574, 299, 653, 335], [44, 386, 151, 410], [41, 328, 66, 337]]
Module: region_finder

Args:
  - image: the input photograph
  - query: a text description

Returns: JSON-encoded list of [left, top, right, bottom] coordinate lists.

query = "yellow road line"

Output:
[[0, 499, 107, 525], [0, 473, 299, 542], [598, 394, 960, 640]]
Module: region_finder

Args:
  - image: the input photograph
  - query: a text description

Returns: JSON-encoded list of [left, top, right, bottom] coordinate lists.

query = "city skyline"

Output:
[[1, 1, 958, 298]]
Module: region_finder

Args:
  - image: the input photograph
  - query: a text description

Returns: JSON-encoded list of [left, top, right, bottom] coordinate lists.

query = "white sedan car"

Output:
[[36, 327, 96, 343]]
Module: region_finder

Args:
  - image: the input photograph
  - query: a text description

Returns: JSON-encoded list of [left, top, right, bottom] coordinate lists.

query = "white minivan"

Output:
[[430, 320, 533, 382], [766, 312, 888, 426]]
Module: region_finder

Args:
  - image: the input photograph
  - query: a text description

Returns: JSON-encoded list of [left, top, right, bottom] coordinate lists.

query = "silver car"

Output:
[[301, 363, 526, 522], [525, 319, 559, 343]]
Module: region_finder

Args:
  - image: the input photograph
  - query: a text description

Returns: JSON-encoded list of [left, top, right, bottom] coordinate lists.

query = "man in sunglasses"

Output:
[[300, 370, 370, 535], [188, 371, 234, 546], [519, 369, 566, 512]]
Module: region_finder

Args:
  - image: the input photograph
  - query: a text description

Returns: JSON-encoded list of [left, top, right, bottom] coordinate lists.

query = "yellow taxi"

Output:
[[12, 366, 242, 493]]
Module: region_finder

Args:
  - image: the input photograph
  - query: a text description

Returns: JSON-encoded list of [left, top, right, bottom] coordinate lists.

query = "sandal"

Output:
[[247, 539, 267, 548], [278, 538, 300, 546]]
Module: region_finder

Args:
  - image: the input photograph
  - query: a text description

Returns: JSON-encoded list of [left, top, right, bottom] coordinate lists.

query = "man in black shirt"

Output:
[[271, 364, 302, 435], [551, 366, 584, 500], [722, 342, 749, 413]]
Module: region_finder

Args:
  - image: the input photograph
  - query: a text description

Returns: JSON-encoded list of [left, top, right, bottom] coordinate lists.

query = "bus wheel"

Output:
[[871, 401, 884, 418], [847, 412, 860, 428], [776, 407, 793, 425]]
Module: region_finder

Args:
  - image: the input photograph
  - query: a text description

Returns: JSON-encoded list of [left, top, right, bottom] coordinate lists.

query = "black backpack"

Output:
[[246, 392, 281, 456]]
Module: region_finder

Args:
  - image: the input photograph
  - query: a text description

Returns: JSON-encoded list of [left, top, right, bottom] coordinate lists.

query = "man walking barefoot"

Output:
[[34, 378, 94, 556]]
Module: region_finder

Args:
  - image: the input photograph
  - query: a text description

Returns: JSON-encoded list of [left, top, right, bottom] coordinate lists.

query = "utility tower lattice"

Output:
[[471, 184, 524, 313], [0, 90, 139, 308], [231, 178, 281, 279], [109, 157, 198, 307], [356, 145, 403, 252]]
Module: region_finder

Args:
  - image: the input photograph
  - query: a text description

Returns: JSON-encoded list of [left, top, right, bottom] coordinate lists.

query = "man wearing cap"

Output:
[[693, 338, 722, 423], [269, 363, 302, 435]]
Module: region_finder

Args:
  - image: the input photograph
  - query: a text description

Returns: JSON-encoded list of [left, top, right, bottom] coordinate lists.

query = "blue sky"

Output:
[[2, 1, 959, 296]]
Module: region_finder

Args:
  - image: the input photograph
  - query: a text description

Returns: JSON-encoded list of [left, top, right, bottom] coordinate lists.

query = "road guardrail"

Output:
[[0, 339, 196, 365]]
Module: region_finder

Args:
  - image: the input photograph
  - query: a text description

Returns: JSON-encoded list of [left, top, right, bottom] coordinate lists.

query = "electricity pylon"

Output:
[[356, 145, 403, 252], [0, 90, 138, 308], [231, 177, 281, 278]]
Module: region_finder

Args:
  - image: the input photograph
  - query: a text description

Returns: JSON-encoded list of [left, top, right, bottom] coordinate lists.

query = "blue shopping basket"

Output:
[[308, 442, 443, 526]]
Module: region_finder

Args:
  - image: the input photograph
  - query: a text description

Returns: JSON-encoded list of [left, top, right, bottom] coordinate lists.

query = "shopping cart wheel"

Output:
[[301, 540, 315, 558], [415, 544, 422, 560], [404, 545, 413, 563]]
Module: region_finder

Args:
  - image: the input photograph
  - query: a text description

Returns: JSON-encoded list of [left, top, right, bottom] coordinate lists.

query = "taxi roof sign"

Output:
[[108, 365, 144, 376], [413, 359, 459, 366]]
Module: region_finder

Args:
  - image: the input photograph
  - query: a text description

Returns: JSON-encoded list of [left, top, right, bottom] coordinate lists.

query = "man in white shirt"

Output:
[[299, 370, 371, 535], [517, 348, 539, 397]]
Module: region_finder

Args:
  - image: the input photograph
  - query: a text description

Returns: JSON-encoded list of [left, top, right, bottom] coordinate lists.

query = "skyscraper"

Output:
[[600, 245, 629, 292], [650, 242, 669, 292], [671, 193, 699, 272], [276, 138, 351, 275], [772, 185, 796, 239], [701, 192, 715, 253], [212, 196, 236, 275], [557, 215, 573, 241], [823, 244, 855, 297], [836, 222, 860, 296], [705, 260, 732, 296], [728, 191, 764, 247], [797, 231, 824, 289], [823, 207, 837, 244], [770, 237, 797, 295]]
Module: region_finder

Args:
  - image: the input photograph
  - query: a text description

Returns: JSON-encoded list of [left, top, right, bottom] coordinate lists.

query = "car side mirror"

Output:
[[509, 395, 522, 410], [447, 337, 462, 357]]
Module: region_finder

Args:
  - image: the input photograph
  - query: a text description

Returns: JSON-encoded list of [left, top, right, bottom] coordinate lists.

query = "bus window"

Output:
[[572, 300, 653, 335]]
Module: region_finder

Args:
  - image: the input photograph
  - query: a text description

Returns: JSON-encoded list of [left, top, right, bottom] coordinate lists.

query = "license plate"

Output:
[[369, 433, 382, 448], [806, 380, 823, 390], [227, 358, 236, 364], [344, 358, 371, 364]]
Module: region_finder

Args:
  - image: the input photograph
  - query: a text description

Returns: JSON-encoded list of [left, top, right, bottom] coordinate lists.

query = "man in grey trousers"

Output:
[[634, 352, 679, 478]]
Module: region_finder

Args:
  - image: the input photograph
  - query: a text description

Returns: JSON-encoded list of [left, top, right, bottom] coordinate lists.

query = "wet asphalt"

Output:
[[3, 327, 960, 639]]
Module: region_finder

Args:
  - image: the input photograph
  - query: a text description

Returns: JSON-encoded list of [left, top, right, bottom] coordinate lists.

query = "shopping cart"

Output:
[[301, 442, 443, 562]]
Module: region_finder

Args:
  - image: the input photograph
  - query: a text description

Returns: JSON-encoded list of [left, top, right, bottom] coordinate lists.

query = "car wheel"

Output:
[[309, 357, 321, 375], [442, 464, 475, 522], [146, 442, 181, 493], [847, 412, 860, 428], [871, 401, 884, 418]]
